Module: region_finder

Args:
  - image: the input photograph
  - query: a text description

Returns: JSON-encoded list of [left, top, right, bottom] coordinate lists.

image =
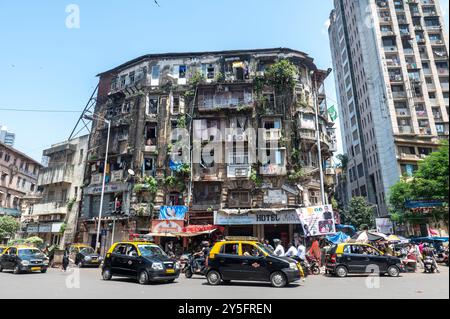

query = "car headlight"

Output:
[[21, 260, 30, 266], [84, 256, 92, 261], [151, 262, 163, 270], [289, 262, 297, 270], [175, 262, 181, 270]]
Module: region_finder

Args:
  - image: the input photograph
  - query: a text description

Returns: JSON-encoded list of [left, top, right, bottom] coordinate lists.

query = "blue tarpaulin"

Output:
[[326, 232, 350, 244], [169, 159, 183, 172], [409, 236, 449, 243], [336, 224, 356, 233]]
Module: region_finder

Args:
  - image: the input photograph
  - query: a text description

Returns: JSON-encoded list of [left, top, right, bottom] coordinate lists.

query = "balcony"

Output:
[[440, 82, 449, 91], [398, 125, 413, 134], [19, 168, 38, 180], [260, 164, 287, 176], [110, 170, 124, 183], [143, 145, 158, 153], [38, 164, 74, 186], [299, 129, 316, 141], [398, 153, 421, 161], [396, 109, 411, 116], [392, 91, 407, 99], [418, 127, 432, 135], [227, 164, 251, 178], [32, 202, 68, 216], [437, 68, 449, 76], [264, 129, 282, 141], [403, 48, 414, 55], [389, 74, 404, 82], [384, 46, 398, 52], [193, 165, 223, 182], [197, 89, 254, 112], [415, 109, 428, 118]]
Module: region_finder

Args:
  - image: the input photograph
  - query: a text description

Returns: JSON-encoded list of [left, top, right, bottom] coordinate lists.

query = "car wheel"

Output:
[[270, 271, 287, 288], [206, 270, 222, 286], [40, 268, 47, 273], [138, 270, 149, 285], [185, 268, 193, 279], [102, 268, 112, 281], [335, 265, 348, 278], [387, 265, 400, 277], [0, 264, 3, 272], [167, 279, 175, 283], [13, 265, 21, 274]]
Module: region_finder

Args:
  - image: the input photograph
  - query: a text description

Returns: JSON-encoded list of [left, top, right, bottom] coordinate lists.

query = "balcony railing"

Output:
[[227, 164, 251, 178], [197, 91, 253, 111], [264, 129, 282, 140], [392, 91, 407, 99], [260, 164, 287, 176], [32, 202, 69, 216], [398, 125, 413, 134], [38, 164, 74, 186], [396, 109, 410, 116]]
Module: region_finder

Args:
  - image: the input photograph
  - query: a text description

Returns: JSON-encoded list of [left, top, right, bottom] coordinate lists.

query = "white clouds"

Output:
[[322, 18, 331, 35]]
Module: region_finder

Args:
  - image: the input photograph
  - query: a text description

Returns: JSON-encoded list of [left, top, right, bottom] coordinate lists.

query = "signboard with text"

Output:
[[214, 210, 302, 225], [297, 204, 335, 236]]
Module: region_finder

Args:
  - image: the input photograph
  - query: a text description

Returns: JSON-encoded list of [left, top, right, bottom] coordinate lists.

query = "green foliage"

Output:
[[59, 223, 67, 234], [388, 141, 449, 224], [0, 216, 20, 239], [341, 197, 375, 230], [288, 168, 305, 182], [184, 71, 205, 102], [336, 154, 348, 172], [265, 59, 298, 92], [67, 198, 76, 212], [24, 236, 44, 246], [164, 175, 186, 191], [250, 168, 263, 187], [215, 71, 225, 83], [134, 176, 158, 195], [176, 114, 187, 128]]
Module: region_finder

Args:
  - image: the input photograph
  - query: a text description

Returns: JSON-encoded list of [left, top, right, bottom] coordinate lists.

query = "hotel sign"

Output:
[[214, 210, 302, 225]]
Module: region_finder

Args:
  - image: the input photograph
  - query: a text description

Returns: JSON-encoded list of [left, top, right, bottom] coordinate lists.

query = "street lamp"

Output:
[[83, 113, 111, 254]]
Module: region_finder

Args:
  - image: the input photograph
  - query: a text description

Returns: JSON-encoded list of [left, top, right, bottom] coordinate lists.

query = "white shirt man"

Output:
[[297, 244, 306, 261], [285, 245, 298, 257], [274, 244, 285, 257]]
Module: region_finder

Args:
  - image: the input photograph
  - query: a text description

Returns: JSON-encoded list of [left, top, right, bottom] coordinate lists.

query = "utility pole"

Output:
[[312, 72, 327, 206]]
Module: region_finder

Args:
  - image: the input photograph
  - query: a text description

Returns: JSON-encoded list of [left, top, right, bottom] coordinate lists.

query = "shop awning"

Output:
[[147, 225, 223, 238]]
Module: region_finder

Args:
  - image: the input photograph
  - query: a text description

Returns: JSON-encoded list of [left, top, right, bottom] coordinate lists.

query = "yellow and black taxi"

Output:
[[66, 243, 102, 267], [205, 237, 303, 288], [325, 243, 404, 277], [0, 245, 7, 256], [0, 245, 49, 274], [101, 241, 180, 285]]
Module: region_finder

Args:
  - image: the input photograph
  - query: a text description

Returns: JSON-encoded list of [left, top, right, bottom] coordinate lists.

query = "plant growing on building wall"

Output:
[[177, 114, 187, 128], [24, 236, 44, 247], [66, 198, 76, 212], [265, 59, 298, 92], [288, 167, 305, 182], [59, 223, 67, 234], [215, 71, 225, 83], [250, 167, 263, 188], [184, 71, 205, 102]]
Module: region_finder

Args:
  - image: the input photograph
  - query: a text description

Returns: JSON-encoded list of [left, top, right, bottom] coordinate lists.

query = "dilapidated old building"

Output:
[[78, 48, 337, 251]]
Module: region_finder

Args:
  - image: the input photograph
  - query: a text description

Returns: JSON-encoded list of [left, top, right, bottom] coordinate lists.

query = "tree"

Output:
[[389, 177, 413, 213], [0, 216, 20, 240], [341, 197, 375, 230]]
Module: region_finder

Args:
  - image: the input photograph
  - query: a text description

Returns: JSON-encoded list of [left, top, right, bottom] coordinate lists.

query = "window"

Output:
[[179, 65, 187, 78], [228, 190, 251, 208], [110, 77, 118, 90], [193, 182, 221, 205], [129, 71, 135, 84], [78, 149, 84, 165], [144, 157, 156, 176], [220, 243, 239, 255], [357, 163, 364, 178], [172, 96, 180, 114], [151, 66, 160, 80], [120, 75, 126, 87], [148, 97, 158, 114], [202, 64, 215, 79], [168, 192, 183, 206], [4, 153, 10, 162]]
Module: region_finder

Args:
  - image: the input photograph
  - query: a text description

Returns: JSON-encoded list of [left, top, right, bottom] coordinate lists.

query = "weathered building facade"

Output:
[[0, 141, 41, 241], [78, 48, 337, 251], [23, 136, 89, 247]]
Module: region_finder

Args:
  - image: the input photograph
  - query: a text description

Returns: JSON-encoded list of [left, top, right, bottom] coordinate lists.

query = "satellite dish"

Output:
[[128, 169, 135, 176]]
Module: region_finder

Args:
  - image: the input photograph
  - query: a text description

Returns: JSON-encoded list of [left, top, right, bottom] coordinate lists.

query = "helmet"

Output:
[[201, 241, 210, 247], [273, 239, 280, 245]]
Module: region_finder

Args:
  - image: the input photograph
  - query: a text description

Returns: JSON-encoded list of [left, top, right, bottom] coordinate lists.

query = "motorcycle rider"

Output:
[[422, 243, 440, 273], [192, 241, 211, 272], [285, 241, 298, 258], [273, 239, 285, 256]]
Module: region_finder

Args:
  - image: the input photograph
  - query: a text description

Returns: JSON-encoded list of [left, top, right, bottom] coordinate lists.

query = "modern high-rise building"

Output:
[[0, 125, 15, 147], [329, 0, 449, 216]]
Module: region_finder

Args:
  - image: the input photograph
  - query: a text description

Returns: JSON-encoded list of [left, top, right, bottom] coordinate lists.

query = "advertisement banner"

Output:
[[159, 206, 188, 220], [151, 220, 184, 233], [297, 204, 335, 236], [214, 210, 302, 225], [376, 218, 394, 234]]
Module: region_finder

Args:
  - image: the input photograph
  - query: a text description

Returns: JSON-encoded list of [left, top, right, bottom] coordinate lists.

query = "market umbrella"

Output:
[[386, 234, 401, 243], [352, 231, 385, 243]]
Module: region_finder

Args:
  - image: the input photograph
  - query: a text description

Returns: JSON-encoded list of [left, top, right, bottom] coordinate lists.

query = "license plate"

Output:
[[166, 269, 175, 274], [31, 267, 41, 271]]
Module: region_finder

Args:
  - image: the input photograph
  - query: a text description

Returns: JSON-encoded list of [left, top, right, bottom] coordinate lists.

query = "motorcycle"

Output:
[[423, 256, 436, 273], [306, 255, 321, 275], [183, 254, 207, 278], [291, 256, 309, 277]]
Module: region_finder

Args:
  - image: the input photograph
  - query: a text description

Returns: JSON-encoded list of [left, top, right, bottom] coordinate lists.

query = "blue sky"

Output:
[[0, 0, 448, 162]]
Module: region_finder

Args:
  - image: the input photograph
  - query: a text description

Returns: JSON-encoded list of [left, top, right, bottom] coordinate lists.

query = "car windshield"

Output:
[[80, 247, 95, 254], [255, 243, 273, 256], [138, 244, 167, 257], [18, 249, 44, 258]]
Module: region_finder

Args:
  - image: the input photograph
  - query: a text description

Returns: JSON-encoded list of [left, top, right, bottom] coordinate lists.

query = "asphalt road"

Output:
[[0, 265, 448, 299]]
